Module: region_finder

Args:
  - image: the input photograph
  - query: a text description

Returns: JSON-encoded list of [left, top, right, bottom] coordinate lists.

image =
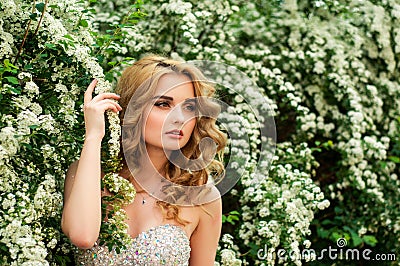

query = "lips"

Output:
[[165, 129, 183, 136]]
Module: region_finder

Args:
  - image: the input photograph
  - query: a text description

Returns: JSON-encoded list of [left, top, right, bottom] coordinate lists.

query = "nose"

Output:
[[170, 105, 185, 124]]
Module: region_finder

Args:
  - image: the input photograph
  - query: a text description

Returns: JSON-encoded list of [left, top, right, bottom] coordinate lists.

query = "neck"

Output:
[[143, 144, 170, 175], [120, 145, 172, 193]]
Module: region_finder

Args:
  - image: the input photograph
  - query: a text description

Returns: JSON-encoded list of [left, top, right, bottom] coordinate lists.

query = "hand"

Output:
[[83, 79, 122, 140]]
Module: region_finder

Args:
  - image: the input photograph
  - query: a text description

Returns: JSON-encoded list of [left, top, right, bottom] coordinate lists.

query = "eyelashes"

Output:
[[154, 101, 170, 108], [184, 104, 196, 112], [154, 101, 197, 112]]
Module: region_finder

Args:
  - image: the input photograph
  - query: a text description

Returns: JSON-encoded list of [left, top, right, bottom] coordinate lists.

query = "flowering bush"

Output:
[[0, 0, 142, 264], [255, 0, 400, 262], [0, 0, 399, 265]]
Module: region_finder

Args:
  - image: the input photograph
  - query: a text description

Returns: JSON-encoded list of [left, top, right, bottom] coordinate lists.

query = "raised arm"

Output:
[[189, 197, 222, 265], [61, 79, 122, 249]]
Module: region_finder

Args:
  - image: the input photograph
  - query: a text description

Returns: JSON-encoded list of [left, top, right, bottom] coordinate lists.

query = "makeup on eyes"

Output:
[[153, 96, 197, 112]]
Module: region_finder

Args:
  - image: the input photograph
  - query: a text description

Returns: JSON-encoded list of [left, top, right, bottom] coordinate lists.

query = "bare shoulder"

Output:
[[198, 187, 222, 221], [188, 188, 222, 265]]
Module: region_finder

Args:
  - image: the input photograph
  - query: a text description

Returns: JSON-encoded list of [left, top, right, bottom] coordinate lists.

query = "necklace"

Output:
[[138, 192, 153, 205], [141, 194, 147, 205]]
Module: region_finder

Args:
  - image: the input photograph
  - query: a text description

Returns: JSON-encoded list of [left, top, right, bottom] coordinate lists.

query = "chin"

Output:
[[162, 141, 189, 152], [162, 145, 184, 152]]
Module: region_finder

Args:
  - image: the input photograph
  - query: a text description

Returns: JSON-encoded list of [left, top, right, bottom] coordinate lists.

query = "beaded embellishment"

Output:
[[75, 224, 191, 265]]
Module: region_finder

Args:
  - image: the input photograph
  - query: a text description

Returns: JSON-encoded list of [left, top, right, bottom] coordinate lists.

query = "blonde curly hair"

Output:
[[116, 54, 227, 224]]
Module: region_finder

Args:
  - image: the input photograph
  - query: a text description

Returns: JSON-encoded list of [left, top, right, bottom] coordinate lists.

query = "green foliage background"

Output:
[[0, 0, 399, 265]]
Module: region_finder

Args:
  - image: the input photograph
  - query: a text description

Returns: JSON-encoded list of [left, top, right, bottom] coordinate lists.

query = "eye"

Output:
[[183, 103, 196, 112], [154, 101, 170, 108]]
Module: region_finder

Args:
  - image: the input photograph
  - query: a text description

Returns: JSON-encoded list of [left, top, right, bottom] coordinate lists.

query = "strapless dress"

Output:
[[75, 224, 191, 265]]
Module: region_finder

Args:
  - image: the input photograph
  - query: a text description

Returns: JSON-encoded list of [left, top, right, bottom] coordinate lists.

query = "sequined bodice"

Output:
[[75, 224, 191, 265]]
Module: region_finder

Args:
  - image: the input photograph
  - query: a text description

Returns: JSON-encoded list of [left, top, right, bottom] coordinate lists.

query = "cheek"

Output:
[[184, 118, 196, 135], [145, 111, 166, 139]]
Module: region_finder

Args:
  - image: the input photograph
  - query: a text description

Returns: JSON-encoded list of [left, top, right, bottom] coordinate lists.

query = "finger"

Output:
[[84, 100, 122, 115], [92, 93, 121, 103], [95, 99, 122, 111], [84, 79, 98, 104], [97, 102, 121, 113], [91, 99, 121, 111]]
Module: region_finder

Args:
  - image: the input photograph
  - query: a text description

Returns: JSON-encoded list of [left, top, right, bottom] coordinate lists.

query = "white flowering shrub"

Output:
[[0, 0, 143, 264], [226, 0, 399, 264], [1, 0, 399, 265], [254, 0, 400, 262]]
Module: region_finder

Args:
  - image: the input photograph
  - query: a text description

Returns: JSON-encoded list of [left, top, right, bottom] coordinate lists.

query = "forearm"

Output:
[[62, 136, 103, 248]]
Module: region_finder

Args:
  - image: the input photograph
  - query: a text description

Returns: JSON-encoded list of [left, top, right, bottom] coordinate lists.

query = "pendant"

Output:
[[142, 198, 146, 205]]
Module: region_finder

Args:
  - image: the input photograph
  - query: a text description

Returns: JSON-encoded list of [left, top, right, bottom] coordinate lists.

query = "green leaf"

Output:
[[388, 156, 400, 163], [63, 34, 75, 41], [105, 72, 114, 82], [9, 86, 21, 94], [4, 76, 19, 84], [44, 43, 57, 50], [331, 232, 342, 242], [79, 19, 89, 27], [343, 226, 362, 247], [36, 2, 45, 13], [4, 59, 18, 69], [351, 233, 363, 247], [334, 206, 343, 214], [362, 235, 377, 247], [321, 219, 334, 225], [97, 54, 105, 63], [21, 142, 32, 150], [327, 140, 334, 147], [29, 13, 38, 20]]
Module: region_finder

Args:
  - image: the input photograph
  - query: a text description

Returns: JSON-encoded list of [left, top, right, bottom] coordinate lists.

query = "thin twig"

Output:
[[14, 2, 36, 64], [95, 2, 139, 56], [33, 0, 49, 37]]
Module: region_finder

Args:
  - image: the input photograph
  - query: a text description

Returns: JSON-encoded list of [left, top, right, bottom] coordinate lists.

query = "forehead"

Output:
[[155, 73, 195, 99]]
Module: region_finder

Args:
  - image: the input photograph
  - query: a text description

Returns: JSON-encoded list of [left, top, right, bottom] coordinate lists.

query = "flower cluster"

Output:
[[215, 234, 242, 266], [99, 173, 136, 251], [238, 142, 328, 266], [0, 0, 139, 264]]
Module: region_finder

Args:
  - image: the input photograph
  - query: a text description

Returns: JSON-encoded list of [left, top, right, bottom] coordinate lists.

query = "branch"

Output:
[[33, 0, 49, 37], [14, 2, 36, 64]]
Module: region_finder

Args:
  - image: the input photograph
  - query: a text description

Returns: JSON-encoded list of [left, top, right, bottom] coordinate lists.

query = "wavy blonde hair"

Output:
[[116, 54, 227, 224]]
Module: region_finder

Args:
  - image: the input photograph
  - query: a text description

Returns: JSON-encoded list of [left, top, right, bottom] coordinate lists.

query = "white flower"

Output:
[[303, 239, 311, 248]]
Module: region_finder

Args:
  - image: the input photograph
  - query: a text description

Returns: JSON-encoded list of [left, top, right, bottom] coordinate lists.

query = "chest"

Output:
[[123, 194, 199, 240]]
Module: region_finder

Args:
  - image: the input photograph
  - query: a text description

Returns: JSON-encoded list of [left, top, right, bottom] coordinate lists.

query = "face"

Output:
[[144, 73, 197, 154]]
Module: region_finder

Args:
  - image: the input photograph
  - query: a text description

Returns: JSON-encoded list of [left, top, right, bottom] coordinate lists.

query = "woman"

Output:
[[61, 55, 227, 265]]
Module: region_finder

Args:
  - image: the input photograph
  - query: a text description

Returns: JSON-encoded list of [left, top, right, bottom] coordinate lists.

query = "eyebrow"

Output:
[[152, 95, 197, 103], [153, 95, 173, 101]]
